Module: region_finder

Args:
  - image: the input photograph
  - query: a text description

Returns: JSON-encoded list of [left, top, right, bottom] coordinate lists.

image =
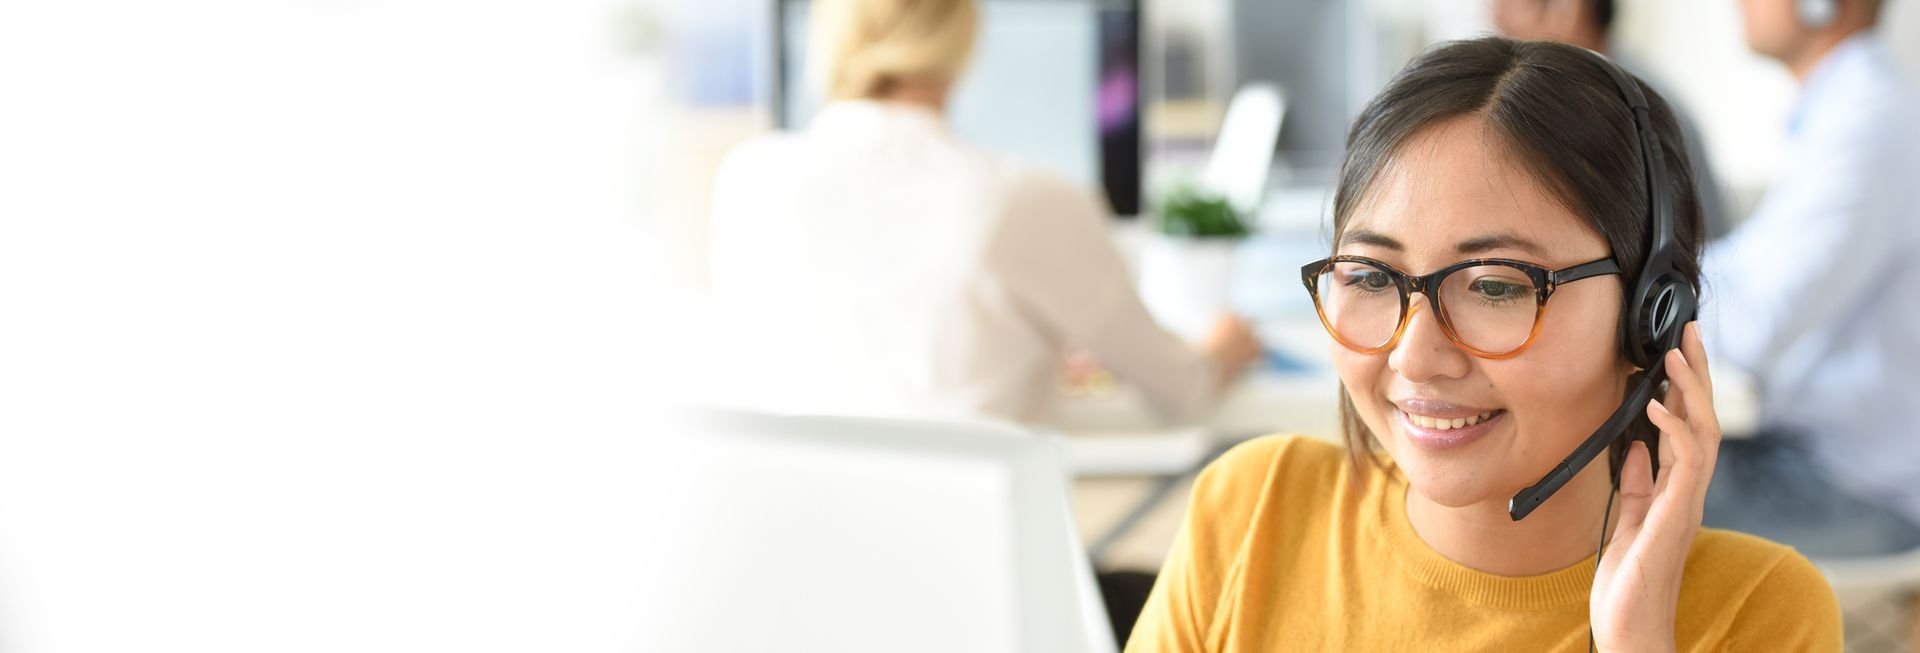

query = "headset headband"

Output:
[[1508, 47, 1696, 520]]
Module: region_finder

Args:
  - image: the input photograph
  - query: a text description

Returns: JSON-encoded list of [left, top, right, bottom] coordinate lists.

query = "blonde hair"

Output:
[[808, 0, 979, 101]]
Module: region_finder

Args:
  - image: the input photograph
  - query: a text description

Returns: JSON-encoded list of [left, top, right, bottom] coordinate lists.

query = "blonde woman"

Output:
[[710, 0, 1259, 425]]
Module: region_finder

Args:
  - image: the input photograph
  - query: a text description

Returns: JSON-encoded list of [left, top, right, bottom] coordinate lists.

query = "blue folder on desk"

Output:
[[1263, 347, 1313, 373]]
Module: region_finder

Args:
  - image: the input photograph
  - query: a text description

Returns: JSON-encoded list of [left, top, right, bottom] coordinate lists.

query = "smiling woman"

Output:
[[1325, 113, 1640, 518], [1125, 38, 1842, 652]]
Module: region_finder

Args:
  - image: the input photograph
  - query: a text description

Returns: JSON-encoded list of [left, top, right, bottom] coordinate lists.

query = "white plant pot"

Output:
[[1137, 235, 1241, 343]]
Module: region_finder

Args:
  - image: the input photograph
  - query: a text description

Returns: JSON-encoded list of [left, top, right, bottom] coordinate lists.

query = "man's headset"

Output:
[[1507, 48, 1698, 521], [1800, 0, 1840, 28]]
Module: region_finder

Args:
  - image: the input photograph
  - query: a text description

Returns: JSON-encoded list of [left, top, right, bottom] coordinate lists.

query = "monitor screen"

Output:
[[773, 0, 1142, 217]]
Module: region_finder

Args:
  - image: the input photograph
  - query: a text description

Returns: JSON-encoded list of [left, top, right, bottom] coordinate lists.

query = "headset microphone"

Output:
[[1507, 49, 1698, 522], [1509, 359, 1665, 520]]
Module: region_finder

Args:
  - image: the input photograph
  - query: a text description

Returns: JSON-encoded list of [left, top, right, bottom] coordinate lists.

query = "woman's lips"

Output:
[[1396, 408, 1506, 451]]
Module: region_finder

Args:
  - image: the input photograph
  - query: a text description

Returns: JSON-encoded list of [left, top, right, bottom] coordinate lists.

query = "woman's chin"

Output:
[[1385, 418, 1526, 509], [1400, 460, 1510, 509], [1407, 480, 1485, 508]]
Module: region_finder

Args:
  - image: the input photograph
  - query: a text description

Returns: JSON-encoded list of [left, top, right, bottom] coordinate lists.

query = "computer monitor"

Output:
[[1230, 0, 1365, 175], [772, 0, 1142, 217]]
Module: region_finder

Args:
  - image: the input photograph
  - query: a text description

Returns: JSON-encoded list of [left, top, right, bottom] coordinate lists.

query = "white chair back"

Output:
[[646, 410, 1116, 653]]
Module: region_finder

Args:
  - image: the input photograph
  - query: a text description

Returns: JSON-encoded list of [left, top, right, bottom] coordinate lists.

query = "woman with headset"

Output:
[[709, 0, 1260, 426], [1126, 39, 1841, 651]]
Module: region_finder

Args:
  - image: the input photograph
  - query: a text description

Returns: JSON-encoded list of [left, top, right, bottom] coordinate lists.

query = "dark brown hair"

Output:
[[1330, 37, 1706, 474]]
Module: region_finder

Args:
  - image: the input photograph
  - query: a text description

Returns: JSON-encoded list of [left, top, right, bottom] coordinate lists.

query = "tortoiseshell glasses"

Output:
[[1299, 255, 1621, 359]]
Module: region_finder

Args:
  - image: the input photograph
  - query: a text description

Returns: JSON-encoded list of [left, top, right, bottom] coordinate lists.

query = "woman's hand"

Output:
[[1199, 314, 1262, 389], [1590, 321, 1722, 653]]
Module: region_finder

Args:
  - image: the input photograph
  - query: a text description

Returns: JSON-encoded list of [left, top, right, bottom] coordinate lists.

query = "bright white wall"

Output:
[[1891, 0, 1920, 72], [1619, 0, 1797, 207], [0, 2, 689, 651]]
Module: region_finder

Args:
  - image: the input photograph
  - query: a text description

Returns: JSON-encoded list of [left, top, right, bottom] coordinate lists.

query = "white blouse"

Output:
[[709, 100, 1215, 425]]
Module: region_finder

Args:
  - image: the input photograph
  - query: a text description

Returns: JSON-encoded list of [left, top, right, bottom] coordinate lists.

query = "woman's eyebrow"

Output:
[[1339, 229, 1547, 259], [1455, 233, 1548, 258], [1339, 229, 1403, 251]]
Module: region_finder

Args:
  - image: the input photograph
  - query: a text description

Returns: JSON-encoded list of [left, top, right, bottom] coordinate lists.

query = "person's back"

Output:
[[707, 0, 1257, 425], [712, 100, 1130, 422]]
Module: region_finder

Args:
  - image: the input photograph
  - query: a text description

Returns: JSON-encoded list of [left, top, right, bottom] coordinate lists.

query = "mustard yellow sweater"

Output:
[[1127, 435, 1842, 652]]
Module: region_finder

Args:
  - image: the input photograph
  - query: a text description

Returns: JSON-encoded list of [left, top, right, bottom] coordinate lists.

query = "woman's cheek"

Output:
[[1333, 350, 1392, 441]]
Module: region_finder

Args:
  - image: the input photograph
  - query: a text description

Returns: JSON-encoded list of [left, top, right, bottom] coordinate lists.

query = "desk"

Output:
[[1051, 318, 1338, 564], [1050, 319, 1339, 475]]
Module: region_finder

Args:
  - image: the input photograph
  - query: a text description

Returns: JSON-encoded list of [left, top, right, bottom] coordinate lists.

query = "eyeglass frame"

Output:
[[1299, 255, 1622, 360]]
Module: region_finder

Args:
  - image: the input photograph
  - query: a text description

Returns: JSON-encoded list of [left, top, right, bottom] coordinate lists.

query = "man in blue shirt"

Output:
[[1702, 0, 1920, 557]]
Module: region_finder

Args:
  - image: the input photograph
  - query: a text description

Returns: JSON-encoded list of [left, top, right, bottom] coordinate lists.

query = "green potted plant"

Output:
[[1139, 181, 1253, 341], [1154, 183, 1252, 239]]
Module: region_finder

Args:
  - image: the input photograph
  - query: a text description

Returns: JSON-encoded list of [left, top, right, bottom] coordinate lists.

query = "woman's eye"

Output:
[[1343, 271, 1392, 290], [1470, 278, 1527, 300]]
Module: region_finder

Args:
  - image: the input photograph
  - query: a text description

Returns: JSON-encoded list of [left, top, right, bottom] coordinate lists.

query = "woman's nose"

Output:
[[1387, 294, 1473, 383]]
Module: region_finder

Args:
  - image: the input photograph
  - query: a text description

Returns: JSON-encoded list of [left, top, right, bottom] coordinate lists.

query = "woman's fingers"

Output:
[[1613, 439, 1656, 534], [1647, 395, 1707, 520], [1605, 324, 1721, 577], [1684, 321, 1714, 398], [1656, 321, 1713, 426], [1665, 345, 1723, 480], [1663, 364, 1689, 424], [1647, 394, 1697, 476]]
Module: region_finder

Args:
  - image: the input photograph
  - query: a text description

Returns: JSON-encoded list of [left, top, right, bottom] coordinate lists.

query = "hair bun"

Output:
[[809, 0, 978, 102]]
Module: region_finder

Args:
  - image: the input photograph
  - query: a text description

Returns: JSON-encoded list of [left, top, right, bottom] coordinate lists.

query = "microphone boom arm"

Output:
[[1508, 356, 1667, 521]]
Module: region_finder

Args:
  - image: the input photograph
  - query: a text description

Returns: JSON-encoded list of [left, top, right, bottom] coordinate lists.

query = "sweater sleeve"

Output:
[[984, 171, 1219, 423], [1126, 437, 1298, 652], [1717, 550, 1843, 652]]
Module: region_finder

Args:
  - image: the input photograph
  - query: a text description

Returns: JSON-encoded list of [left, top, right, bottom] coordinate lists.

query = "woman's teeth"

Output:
[[1404, 410, 1500, 431]]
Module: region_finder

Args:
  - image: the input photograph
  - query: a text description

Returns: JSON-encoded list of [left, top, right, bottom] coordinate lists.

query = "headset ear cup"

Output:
[[1622, 288, 1650, 368], [1639, 277, 1697, 361], [1622, 274, 1696, 368], [1798, 0, 1838, 28], [1622, 279, 1659, 369]]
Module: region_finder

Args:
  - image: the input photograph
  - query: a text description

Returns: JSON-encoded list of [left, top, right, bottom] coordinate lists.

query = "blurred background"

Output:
[[3, 0, 1918, 651], [641, 0, 1920, 294]]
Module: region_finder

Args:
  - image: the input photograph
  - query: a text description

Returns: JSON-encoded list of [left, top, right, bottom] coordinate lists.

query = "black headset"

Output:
[[1800, 0, 1840, 28], [1506, 48, 1698, 521]]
